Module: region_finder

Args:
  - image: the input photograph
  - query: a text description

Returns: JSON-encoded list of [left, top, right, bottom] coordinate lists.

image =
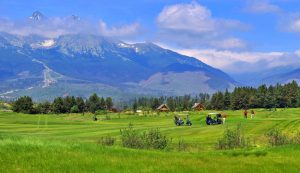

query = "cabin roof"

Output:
[[156, 104, 169, 110], [192, 103, 203, 109]]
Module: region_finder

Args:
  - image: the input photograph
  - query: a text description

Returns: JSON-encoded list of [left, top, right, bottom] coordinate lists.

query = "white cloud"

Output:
[[156, 2, 248, 49], [98, 21, 141, 37], [0, 17, 141, 38], [167, 48, 300, 73], [295, 50, 300, 57], [282, 14, 300, 34], [245, 0, 281, 14], [157, 2, 215, 33], [210, 38, 247, 49]]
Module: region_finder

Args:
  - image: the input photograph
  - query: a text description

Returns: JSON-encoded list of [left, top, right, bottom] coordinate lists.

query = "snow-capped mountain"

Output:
[[71, 15, 80, 21], [0, 32, 237, 100], [29, 11, 45, 21]]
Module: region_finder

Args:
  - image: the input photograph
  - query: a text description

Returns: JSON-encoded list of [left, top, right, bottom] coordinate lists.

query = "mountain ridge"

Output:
[[0, 32, 237, 100]]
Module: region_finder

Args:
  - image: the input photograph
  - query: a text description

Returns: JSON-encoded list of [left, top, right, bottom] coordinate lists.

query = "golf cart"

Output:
[[206, 113, 223, 125], [174, 115, 184, 126], [174, 115, 192, 126]]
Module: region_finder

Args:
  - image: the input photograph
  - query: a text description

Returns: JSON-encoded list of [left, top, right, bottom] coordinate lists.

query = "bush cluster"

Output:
[[142, 129, 169, 150], [120, 124, 169, 150], [265, 128, 289, 146], [265, 128, 300, 146], [99, 136, 116, 146], [217, 124, 251, 150], [293, 131, 300, 144]]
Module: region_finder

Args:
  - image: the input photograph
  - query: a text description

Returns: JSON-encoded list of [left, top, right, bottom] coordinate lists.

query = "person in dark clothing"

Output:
[[244, 109, 248, 119], [206, 115, 211, 125], [174, 116, 179, 121], [186, 115, 192, 126]]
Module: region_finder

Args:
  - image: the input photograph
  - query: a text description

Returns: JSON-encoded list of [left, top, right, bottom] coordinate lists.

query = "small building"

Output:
[[156, 104, 169, 112], [192, 103, 205, 111], [110, 107, 119, 113]]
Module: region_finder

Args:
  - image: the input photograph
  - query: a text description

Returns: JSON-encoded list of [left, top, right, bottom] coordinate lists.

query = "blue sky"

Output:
[[0, 0, 300, 73]]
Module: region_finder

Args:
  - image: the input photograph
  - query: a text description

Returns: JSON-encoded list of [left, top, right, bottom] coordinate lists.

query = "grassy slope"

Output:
[[0, 109, 300, 172]]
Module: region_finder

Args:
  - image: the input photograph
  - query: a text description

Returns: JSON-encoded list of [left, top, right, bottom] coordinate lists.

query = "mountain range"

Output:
[[0, 32, 238, 101], [0, 11, 299, 101]]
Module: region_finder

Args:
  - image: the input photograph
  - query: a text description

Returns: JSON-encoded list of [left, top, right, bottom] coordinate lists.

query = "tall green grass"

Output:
[[0, 135, 299, 173], [0, 109, 300, 172]]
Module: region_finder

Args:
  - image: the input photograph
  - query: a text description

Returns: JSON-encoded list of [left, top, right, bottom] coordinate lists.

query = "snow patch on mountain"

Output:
[[32, 59, 63, 88], [30, 39, 55, 49], [41, 39, 55, 47], [0, 90, 19, 99], [118, 42, 132, 48], [135, 47, 140, 53]]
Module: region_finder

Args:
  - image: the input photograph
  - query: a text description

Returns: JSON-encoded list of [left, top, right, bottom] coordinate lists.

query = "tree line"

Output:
[[11, 81, 300, 114], [12, 94, 113, 114], [131, 93, 210, 112], [130, 81, 300, 111], [210, 81, 300, 110]]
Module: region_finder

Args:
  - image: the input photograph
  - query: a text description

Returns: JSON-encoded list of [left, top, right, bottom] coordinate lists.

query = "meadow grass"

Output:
[[0, 109, 300, 172]]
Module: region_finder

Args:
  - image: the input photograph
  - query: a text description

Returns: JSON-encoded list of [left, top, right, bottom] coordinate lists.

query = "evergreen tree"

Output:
[[211, 92, 224, 110], [166, 97, 175, 112], [63, 96, 76, 113], [152, 98, 160, 110], [87, 93, 100, 113], [75, 97, 85, 113], [52, 97, 65, 114], [224, 89, 231, 110], [100, 97, 106, 110], [12, 96, 34, 114], [105, 97, 113, 110], [132, 99, 138, 113], [36, 101, 51, 114]]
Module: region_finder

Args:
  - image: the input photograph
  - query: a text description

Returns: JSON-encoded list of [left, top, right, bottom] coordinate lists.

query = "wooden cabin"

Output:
[[156, 104, 169, 112], [192, 103, 204, 111], [110, 107, 119, 113]]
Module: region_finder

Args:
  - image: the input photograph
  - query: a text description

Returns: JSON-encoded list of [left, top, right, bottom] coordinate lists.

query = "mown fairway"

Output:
[[0, 109, 300, 172]]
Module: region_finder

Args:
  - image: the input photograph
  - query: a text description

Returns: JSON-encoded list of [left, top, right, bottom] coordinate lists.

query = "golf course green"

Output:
[[0, 109, 300, 172]]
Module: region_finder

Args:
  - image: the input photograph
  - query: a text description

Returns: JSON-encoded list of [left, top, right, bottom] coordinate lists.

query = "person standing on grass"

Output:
[[251, 110, 255, 119], [244, 109, 248, 119], [222, 112, 227, 124]]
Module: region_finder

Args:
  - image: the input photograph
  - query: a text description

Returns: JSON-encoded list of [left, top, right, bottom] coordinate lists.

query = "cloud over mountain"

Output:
[[173, 49, 300, 74], [156, 2, 249, 49], [0, 12, 142, 39]]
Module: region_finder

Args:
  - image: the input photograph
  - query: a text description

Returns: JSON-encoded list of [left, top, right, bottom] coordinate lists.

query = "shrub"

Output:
[[292, 131, 300, 144], [142, 129, 169, 150], [265, 128, 289, 146], [0, 102, 11, 110], [120, 124, 144, 149], [99, 136, 116, 146], [120, 124, 169, 150], [105, 115, 111, 120], [217, 124, 250, 150], [70, 105, 79, 113]]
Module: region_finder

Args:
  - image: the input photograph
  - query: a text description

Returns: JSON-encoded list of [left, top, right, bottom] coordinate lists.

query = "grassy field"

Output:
[[0, 109, 300, 172]]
